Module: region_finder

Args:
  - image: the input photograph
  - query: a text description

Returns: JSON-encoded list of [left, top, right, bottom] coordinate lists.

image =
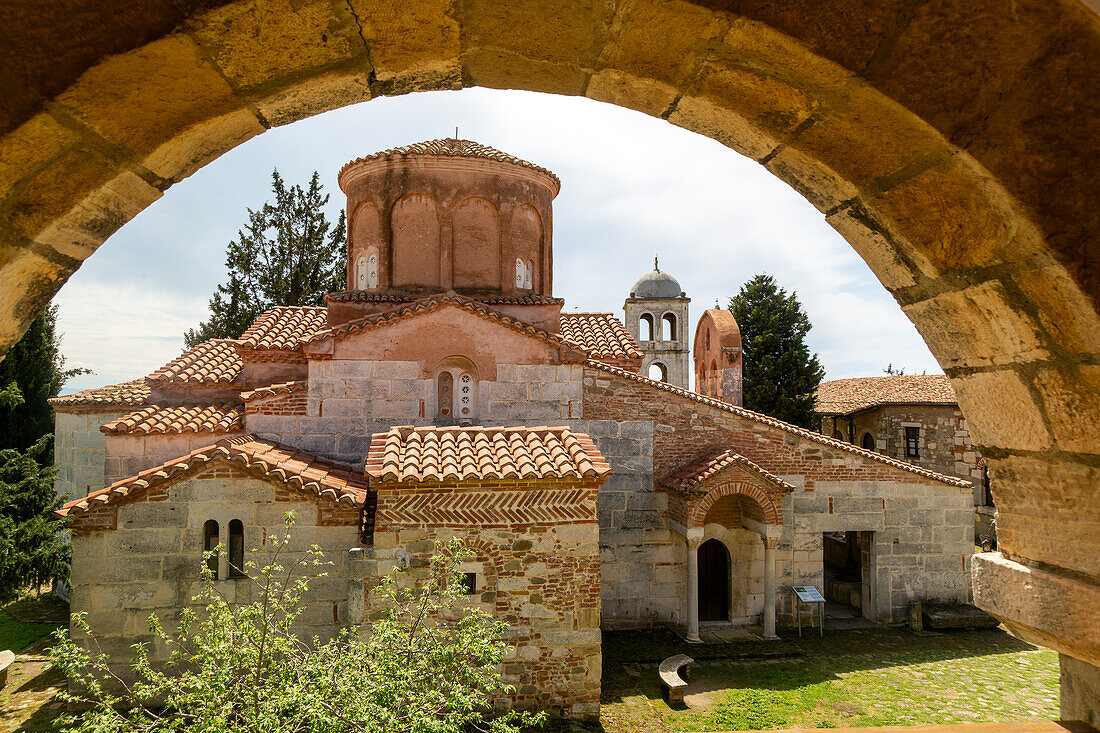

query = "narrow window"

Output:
[[515, 258, 526, 289], [904, 426, 920, 459], [461, 572, 477, 595], [458, 371, 474, 419], [662, 313, 676, 341], [437, 371, 454, 417], [228, 519, 245, 578], [639, 314, 653, 341], [356, 256, 368, 290], [705, 328, 711, 350], [862, 433, 876, 451], [648, 362, 667, 382], [524, 260, 534, 290], [203, 520, 219, 577], [366, 249, 379, 289]]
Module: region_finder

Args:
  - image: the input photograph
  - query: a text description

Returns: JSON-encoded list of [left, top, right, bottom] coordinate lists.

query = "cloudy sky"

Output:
[[54, 88, 940, 394]]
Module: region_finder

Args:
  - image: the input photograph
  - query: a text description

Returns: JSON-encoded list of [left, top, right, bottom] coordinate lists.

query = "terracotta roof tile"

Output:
[[365, 425, 612, 483], [101, 402, 244, 435], [237, 306, 328, 350], [58, 435, 368, 517], [815, 375, 957, 415], [339, 138, 559, 187], [662, 450, 794, 493], [585, 360, 971, 488], [147, 340, 242, 384], [559, 312, 643, 360], [301, 293, 587, 359], [327, 291, 563, 306], [49, 378, 151, 408], [240, 380, 307, 401]]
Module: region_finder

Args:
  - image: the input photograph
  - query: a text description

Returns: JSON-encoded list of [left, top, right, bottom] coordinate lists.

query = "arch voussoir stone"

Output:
[[690, 481, 780, 529]]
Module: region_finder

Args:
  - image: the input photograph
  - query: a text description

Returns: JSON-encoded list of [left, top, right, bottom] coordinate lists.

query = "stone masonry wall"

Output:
[[103, 432, 247, 485], [54, 409, 131, 500], [68, 463, 360, 677], [358, 477, 601, 719], [583, 367, 974, 625], [248, 360, 584, 465]]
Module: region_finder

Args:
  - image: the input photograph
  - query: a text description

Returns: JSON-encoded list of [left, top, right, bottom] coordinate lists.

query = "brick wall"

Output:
[[360, 476, 601, 719]]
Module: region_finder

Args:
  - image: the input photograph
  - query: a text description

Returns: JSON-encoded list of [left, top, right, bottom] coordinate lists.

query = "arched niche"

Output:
[[435, 355, 479, 421], [509, 204, 542, 293], [391, 193, 440, 289], [350, 201, 382, 290], [452, 197, 500, 290]]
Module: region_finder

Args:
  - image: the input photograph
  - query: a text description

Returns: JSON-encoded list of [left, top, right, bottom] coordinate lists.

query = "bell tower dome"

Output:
[[624, 258, 691, 388]]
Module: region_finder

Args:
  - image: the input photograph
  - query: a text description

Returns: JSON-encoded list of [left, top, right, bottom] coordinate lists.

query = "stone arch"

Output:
[[638, 313, 654, 341], [647, 361, 667, 382], [2, 0, 1100, 689], [662, 312, 676, 341], [452, 196, 500, 290], [391, 193, 440, 289], [691, 481, 781, 528]]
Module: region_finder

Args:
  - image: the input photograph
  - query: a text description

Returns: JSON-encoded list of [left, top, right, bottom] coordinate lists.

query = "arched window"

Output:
[[524, 260, 533, 290], [705, 327, 711, 350], [356, 256, 368, 290], [662, 313, 676, 341], [436, 358, 478, 421], [833, 430, 844, 440], [361, 247, 378, 289], [648, 362, 668, 382], [639, 313, 654, 341], [515, 258, 526, 289], [203, 519, 219, 577], [228, 519, 245, 578], [862, 433, 876, 451]]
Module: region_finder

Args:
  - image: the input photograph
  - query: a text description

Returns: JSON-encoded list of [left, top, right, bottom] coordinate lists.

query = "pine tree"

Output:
[[728, 274, 825, 428], [185, 170, 347, 347], [0, 437, 69, 602], [0, 304, 88, 455]]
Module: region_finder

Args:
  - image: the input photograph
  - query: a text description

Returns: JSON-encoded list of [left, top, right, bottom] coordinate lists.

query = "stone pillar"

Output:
[[762, 536, 778, 640], [686, 537, 701, 642], [1061, 654, 1100, 727]]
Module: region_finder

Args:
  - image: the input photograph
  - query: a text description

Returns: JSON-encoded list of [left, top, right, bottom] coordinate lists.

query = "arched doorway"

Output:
[[698, 538, 730, 622]]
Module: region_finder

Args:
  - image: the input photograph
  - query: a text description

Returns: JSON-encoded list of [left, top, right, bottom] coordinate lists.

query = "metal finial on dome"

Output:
[[654, 255, 659, 271]]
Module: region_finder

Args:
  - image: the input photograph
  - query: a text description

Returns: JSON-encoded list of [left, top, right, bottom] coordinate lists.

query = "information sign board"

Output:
[[792, 585, 825, 603]]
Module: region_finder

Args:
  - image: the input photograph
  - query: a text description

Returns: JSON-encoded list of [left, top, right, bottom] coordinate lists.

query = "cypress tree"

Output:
[[728, 274, 825, 428], [185, 169, 347, 347]]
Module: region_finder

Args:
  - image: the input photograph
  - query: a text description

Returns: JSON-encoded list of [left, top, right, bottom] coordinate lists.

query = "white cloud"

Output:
[[52, 88, 942, 395]]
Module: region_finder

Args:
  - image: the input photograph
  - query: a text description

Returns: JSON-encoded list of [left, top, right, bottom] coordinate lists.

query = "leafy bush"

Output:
[[51, 514, 543, 733]]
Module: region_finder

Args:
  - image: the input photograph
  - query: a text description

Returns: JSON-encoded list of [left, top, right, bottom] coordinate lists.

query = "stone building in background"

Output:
[[53, 140, 974, 718], [623, 261, 691, 387], [815, 375, 993, 540], [693, 308, 743, 407]]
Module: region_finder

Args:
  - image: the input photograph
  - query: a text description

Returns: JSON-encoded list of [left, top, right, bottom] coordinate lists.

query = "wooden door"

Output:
[[699, 539, 730, 622]]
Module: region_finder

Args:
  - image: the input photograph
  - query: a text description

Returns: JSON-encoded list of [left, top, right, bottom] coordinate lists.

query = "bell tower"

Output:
[[623, 258, 690, 388]]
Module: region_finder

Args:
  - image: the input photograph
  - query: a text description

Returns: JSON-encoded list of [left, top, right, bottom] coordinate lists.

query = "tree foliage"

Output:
[[728, 274, 825, 428], [0, 304, 89, 454], [51, 514, 543, 733], [185, 170, 347, 347], [0, 437, 69, 603]]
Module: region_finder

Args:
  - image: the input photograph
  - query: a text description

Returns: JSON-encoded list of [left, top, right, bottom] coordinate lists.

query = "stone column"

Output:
[[686, 537, 701, 642], [762, 536, 778, 640]]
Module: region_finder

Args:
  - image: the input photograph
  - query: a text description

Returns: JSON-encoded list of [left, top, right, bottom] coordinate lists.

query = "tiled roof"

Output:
[[365, 425, 612, 483], [101, 403, 244, 435], [662, 450, 795, 493], [559, 312, 643, 360], [147, 340, 242, 384], [585, 360, 971, 488], [300, 293, 587, 358], [816, 375, 957, 415], [237, 306, 328, 350], [327, 291, 564, 306], [49, 378, 150, 408], [339, 138, 560, 186], [58, 435, 368, 517], [241, 380, 307, 401]]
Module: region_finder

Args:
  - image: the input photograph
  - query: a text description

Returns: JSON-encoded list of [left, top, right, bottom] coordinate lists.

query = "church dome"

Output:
[[630, 266, 683, 299]]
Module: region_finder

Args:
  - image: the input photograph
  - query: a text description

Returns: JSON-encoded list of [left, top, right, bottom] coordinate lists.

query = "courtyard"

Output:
[[0, 596, 1059, 733]]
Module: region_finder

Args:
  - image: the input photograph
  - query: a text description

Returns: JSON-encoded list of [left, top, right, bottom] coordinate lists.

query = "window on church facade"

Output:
[[228, 519, 245, 578], [203, 520, 219, 576], [524, 260, 533, 289], [862, 432, 876, 451], [639, 314, 653, 341], [904, 426, 920, 458], [648, 362, 667, 382], [662, 313, 676, 341], [436, 358, 478, 420]]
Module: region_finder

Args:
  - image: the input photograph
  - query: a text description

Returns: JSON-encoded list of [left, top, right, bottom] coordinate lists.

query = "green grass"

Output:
[[600, 627, 1060, 732], [0, 609, 58, 653]]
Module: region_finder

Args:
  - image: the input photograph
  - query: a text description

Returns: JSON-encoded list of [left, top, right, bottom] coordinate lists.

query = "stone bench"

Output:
[[659, 653, 693, 705], [0, 650, 14, 689]]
